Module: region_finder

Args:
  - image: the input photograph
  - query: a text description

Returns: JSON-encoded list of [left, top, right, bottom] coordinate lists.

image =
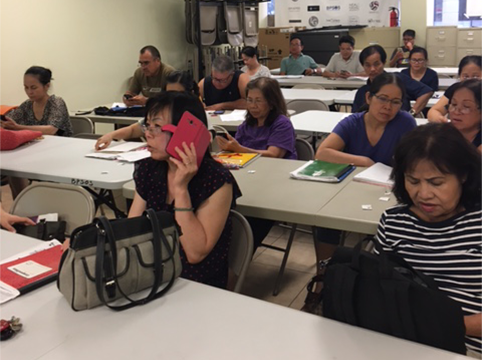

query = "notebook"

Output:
[[214, 152, 261, 168], [353, 162, 394, 187], [290, 160, 355, 183]]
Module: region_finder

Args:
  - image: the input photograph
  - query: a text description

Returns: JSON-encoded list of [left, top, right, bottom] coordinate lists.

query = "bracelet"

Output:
[[173, 207, 194, 212]]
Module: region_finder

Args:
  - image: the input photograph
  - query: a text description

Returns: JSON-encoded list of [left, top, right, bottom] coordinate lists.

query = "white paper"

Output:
[[111, 102, 126, 109], [354, 163, 394, 187], [346, 76, 368, 81], [272, 75, 304, 79], [220, 110, 247, 122], [0, 281, 20, 304], [0, 240, 61, 265], [99, 142, 146, 153], [117, 149, 151, 162], [85, 152, 118, 160], [8, 260, 52, 279], [37, 213, 58, 222]]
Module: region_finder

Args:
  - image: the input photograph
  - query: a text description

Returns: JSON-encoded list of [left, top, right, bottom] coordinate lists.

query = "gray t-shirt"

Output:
[[241, 65, 271, 80], [324, 52, 364, 74]]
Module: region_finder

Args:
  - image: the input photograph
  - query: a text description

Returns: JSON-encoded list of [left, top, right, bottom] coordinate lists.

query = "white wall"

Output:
[[0, 0, 191, 111]]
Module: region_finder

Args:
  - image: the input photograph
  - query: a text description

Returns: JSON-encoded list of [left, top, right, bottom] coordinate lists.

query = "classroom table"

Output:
[[281, 88, 350, 106], [385, 67, 459, 77], [0, 230, 468, 360], [334, 90, 445, 108], [0, 136, 134, 217], [275, 75, 457, 90]]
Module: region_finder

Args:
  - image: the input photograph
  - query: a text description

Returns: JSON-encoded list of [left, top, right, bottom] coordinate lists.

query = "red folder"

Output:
[[0, 245, 63, 294]]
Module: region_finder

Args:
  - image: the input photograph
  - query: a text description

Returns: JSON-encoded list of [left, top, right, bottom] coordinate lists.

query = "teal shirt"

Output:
[[280, 53, 318, 75]]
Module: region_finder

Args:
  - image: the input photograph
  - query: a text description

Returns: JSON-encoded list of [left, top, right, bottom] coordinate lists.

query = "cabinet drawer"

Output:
[[457, 48, 482, 64], [427, 46, 457, 66], [457, 29, 482, 49], [426, 27, 457, 47]]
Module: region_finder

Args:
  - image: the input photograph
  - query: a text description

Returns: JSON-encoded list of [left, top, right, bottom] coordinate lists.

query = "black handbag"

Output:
[[94, 106, 146, 117], [14, 220, 66, 242], [58, 209, 182, 311], [321, 238, 467, 355]]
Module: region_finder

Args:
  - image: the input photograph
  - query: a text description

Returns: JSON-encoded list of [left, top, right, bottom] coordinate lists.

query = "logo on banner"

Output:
[[368, 18, 381, 24], [308, 16, 319, 27], [349, 16, 360, 24], [349, 3, 359, 11], [326, 18, 341, 24], [326, 5, 341, 11], [369, 1, 380, 11]]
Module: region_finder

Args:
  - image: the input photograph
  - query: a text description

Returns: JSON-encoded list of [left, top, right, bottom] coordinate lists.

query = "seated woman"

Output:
[[216, 77, 297, 159], [128, 92, 241, 289], [401, 47, 438, 92], [95, 70, 199, 150], [376, 123, 481, 357], [447, 79, 481, 152], [241, 46, 271, 80], [428, 55, 481, 123], [303, 73, 417, 310], [0, 202, 35, 232], [1, 66, 72, 136], [354, 45, 433, 116]]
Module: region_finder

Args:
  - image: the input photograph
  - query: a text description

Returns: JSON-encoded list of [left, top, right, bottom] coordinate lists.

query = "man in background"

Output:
[[322, 35, 366, 78], [280, 37, 322, 76], [124, 45, 175, 106], [389, 29, 416, 68]]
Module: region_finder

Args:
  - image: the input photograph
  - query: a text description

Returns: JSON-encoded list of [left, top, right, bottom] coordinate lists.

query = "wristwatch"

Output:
[[313, 68, 318, 75], [409, 108, 417, 116]]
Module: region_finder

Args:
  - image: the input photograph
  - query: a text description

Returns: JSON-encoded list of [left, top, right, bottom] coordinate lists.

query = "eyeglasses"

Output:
[[212, 73, 233, 84], [141, 123, 164, 136], [448, 104, 480, 115], [372, 94, 403, 107], [246, 98, 266, 106], [460, 75, 481, 81], [410, 59, 426, 64]]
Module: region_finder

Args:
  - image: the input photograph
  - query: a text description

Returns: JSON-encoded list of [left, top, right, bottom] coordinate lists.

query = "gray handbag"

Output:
[[58, 209, 182, 311]]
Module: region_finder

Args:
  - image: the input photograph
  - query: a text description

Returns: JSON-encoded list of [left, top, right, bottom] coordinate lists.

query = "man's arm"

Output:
[[205, 98, 246, 111], [280, 58, 287, 75], [198, 78, 205, 102]]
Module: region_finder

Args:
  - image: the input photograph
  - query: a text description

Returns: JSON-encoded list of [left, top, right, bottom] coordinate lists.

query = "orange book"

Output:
[[0, 245, 63, 294]]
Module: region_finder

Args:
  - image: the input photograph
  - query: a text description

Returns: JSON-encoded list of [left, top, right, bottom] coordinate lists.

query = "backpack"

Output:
[[322, 238, 467, 355]]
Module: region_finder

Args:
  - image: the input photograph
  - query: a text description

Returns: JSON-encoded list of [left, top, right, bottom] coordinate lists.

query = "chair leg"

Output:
[[272, 223, 297, 296]]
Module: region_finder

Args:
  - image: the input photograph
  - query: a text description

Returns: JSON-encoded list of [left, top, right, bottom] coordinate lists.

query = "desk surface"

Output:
[[385, 67, 458, 76], [0, 136, 134, 190], [0, 230, 468, 360], [281, 88, 350, 106], [334, 90, 445, 107], [290, 110, 350, 133]]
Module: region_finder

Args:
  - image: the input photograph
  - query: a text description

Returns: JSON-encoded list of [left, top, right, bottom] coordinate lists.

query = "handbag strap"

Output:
[[94, 211, 178, 311]]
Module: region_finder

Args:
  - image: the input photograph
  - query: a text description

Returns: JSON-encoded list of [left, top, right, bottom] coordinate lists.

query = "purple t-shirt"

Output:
[[333, 111, 416, 166], [235, 114, 297, 159]]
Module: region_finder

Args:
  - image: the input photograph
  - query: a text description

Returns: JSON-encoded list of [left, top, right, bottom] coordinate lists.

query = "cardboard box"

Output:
[[258, 27, 296, 69]]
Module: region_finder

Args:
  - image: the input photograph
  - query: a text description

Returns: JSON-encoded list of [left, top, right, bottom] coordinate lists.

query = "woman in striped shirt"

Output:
[[376, 123, 481, 357]]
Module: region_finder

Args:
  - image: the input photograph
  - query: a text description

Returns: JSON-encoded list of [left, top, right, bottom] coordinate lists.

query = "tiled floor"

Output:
[[1, 182, 360, 313]]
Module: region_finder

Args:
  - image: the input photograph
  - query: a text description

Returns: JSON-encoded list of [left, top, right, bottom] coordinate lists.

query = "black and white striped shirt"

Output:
[[376, 205, 482, 354]]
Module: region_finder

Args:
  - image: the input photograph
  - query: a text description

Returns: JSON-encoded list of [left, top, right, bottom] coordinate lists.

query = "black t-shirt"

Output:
[[203, 71, 243, 106]]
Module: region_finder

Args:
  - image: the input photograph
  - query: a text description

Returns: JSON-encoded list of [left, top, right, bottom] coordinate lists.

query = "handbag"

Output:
[[58, 209, 182, 311], [320, 238, 467, 354], [14, 219, 66, 242]]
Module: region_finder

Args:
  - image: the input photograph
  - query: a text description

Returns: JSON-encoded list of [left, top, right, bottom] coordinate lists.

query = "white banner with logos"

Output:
[[276, 0, 400, 28]]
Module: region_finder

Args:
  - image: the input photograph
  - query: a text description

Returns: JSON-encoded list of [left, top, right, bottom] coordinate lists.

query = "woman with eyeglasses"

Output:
[[129, 91, 241, 289], [216, 77, 297, 159], [428, 55, 481, 123], [447, 79, 481, 152], [401, 47, 439, 92], [302, 73, 418, 312]]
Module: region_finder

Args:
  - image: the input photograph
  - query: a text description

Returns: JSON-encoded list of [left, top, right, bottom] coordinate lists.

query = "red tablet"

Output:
[[164, 111, 211, 167]]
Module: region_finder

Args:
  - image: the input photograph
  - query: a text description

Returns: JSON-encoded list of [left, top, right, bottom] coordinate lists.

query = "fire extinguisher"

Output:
[[389, 7, 399, 27]]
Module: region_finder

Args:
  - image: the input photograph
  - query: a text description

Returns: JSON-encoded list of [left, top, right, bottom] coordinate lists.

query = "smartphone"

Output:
[[216, 132, 229, 140], [214, 110, 225, 115], [340, 70, 348, 74], [123, 94, 133, 100], [165, 111, 211, 167]]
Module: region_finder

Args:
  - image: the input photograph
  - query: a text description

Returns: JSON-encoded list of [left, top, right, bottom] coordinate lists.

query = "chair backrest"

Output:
[[295, 138, 314, 161], [292, 84, 325, 90], [228, 210, 254, 293], [286, 99, 329, 116], [70, 116, 94, 135], [11, 182, 96, 235]]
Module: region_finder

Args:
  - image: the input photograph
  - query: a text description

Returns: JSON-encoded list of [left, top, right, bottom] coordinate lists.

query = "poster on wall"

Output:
[[275, 0, 400, 29]]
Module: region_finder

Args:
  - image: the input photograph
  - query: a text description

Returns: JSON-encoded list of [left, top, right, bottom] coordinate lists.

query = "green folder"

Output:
[[290, 160, 355, 183]]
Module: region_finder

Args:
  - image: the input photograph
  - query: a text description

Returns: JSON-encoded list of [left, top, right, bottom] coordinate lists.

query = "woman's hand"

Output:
[[361, 157, 375, 167], [1, 117, 20, 130], [205, 103, 223, 111], [95, 133, 114, 150], [169, 142, 198, 191], [0, 212, 35, 232], [216, 133, 240, 152]]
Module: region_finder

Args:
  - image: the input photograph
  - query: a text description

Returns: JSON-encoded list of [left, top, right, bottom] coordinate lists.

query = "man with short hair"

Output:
[[322, 35, 365, 78], [280, 37, 321, 76], [124, 45, 175, 106], [198, 55, 249, 110], [389, 29, 416, 68]]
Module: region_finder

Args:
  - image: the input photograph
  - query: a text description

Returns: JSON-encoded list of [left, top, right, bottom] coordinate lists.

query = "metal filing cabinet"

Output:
[[350, 27, 400, 62], [426, 26, 457, 66], [457, 28, 482, 65]]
